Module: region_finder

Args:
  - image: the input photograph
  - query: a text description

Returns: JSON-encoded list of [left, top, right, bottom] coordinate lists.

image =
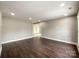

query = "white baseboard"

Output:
[[1, 36, 33, 44], [1, 36, 78, 45], [41, 36, 77, 45]]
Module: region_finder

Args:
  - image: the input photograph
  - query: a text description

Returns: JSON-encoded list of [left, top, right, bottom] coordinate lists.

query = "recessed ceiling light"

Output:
[[64, 14, 68, 16], [29, 17, 32, 20], [38, 20, 41, 22], [11, 12, 15, 16], [60, 3, 65, 7]]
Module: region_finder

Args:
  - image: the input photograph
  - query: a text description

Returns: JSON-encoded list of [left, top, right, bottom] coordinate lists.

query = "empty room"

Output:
[[0, 1, 79, 58]]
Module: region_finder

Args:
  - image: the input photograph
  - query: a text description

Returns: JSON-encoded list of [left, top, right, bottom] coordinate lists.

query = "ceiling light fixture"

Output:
[[29, 17, 32, 20], [64, 14, 68, 16], [60, 3, 65, 7], [38, 20, 41, 22], [11, 12, 15, 16]]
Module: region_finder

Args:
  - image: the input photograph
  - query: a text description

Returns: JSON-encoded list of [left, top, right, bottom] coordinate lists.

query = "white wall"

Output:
[[78, 11, 79, 46], [1, 18, 33, 44], [42, 16, 77, 44], [0, 12, 2, 57], [0, 12, 2, 43], [77, 10, 79, 51]]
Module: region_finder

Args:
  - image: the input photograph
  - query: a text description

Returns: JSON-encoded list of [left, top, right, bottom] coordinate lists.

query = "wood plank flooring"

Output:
[[1, 37, 79, 58]]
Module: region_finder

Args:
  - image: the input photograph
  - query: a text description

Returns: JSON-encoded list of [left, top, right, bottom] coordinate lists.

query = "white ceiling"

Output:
[[0, 1, 79, 23]]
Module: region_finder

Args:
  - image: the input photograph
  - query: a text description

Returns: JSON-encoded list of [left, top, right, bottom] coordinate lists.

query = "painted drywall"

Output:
[[78, 11, 79, 46], [42, 16, 77, 44], [0, 12, 2, 43], [0, 12, 2, 57], [1, 18, 33, 44]]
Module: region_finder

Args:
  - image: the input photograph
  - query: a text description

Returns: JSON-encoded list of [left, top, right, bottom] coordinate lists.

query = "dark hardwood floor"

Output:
[[1, 37, 79, 58]]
